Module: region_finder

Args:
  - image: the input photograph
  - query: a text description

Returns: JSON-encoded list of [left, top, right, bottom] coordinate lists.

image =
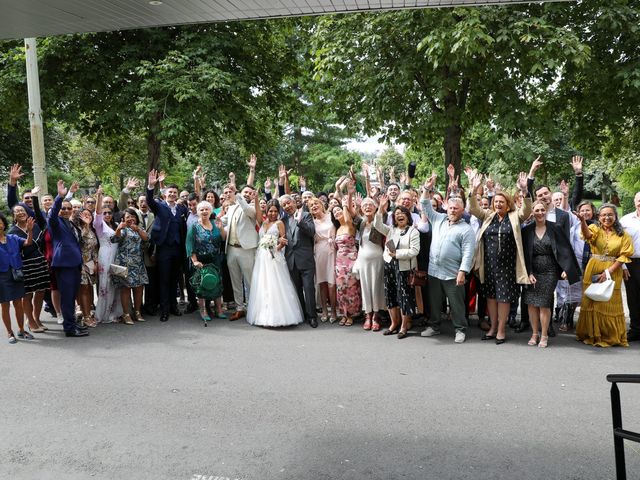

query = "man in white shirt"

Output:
[[620, 191, 640, 341]]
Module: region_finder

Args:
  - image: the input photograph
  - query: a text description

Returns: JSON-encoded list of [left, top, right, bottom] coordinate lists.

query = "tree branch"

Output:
[[414, 72, 443, 114]]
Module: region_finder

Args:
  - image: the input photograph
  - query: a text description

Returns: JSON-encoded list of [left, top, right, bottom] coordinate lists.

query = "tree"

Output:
[[312, 6, 589, 178], [1, 22, 297, 174]]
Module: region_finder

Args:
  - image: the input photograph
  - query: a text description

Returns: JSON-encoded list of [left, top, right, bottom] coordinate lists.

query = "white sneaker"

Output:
[[421, 327, 440, 337], [454, 331, 466, 343]]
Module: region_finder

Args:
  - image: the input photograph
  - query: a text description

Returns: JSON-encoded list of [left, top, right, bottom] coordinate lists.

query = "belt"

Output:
[[592, 254, 616, 262], [229, 243, 242, 248]]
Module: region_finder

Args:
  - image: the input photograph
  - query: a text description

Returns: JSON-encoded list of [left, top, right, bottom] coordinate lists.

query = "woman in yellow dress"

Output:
[[575, 204, 633, 347]]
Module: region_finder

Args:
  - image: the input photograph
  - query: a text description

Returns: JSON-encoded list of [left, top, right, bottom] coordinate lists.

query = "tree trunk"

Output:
[[443, 124, 462, 188], [147, 111, 162, 175]]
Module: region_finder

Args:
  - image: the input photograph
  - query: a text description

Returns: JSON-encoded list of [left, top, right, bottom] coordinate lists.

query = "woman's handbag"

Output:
[[584, 269, 614, 302], [109, 264, 128, 279], [10, 267, 24, 282], [408, 268, 427, 287]]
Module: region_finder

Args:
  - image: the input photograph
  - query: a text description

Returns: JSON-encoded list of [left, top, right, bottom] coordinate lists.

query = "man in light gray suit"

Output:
[[280, 195, 318, 328], [222, 185, 260, 320]]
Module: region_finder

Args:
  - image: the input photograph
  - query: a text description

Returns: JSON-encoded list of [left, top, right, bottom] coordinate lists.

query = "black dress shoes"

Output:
[[160, 313, 169, 322], [309, 318, 318, 328], [65, 329, 89, 337], [170, 307, 183, 317]]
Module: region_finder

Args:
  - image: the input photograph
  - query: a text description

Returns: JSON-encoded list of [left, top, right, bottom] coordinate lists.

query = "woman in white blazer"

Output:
[[373, 196, 420, 339]]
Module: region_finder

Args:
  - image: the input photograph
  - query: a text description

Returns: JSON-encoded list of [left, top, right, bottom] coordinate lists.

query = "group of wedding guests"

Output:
[[1, 154, 639, 349]]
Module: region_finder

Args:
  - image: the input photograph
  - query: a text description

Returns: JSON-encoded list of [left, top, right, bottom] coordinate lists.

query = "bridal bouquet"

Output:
[[259, 234, 278, 259]]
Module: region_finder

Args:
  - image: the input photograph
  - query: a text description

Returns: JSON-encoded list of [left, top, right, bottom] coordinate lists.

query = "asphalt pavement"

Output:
[[1, 306, 639, 480]]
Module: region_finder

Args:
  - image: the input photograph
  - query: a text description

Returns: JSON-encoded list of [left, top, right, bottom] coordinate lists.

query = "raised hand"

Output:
[[379, 194, 389, 212], [571, 155, 583, 174], [299, 175, 307, 189], [9, 164, 24, 185], [447, 163, 455, 180], [70, 181, 80, 194], [471, 173, 483, 191], [463, 166, 476, 180], [376, 166, 384, 183], [126, 177, 140, 190], [25, 216, 35, 232], [157, 170, 167, 184], [529, 156, 543, 176], [424, 172, 437, 191], [354, 192, 364, 207], [247, 154, 257, 170], [347, 179, 356, 195], [31, 185, 41, 196], [362, 163, 370, 178], [485, 175, 495, 190], [560, 179, 569, 196], [148, 169, 158, 189], [278, 165, 288, 182], [264, 177, 272, 190], [57, 180, 67, 197], [517, 172, 528, 192]]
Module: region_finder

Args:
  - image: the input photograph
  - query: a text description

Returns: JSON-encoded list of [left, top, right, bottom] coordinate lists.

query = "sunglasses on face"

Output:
[[60, 207, 72, 211], [103, 211, 113, 215], [86, 200, 96, 204]]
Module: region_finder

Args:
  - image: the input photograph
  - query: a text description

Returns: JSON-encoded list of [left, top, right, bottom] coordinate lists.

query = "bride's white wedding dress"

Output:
[[247, 222, 304, 327]]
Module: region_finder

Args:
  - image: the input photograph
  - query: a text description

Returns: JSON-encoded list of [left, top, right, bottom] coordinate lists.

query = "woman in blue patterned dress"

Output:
[[111, 208, 149, 325], [186, 201, 226, 322]]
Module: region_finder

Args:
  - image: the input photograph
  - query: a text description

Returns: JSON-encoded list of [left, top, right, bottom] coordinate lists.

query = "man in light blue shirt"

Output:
[[419, 174, 476, 343]]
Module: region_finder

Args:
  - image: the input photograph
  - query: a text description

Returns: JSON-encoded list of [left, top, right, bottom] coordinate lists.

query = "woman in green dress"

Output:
[[186, 201, 226, 323]]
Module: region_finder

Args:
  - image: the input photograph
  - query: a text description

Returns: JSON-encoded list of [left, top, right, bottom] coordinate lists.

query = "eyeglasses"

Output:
[[60, 207, 72, 211], [85, 200, 96, 204], [103, 211, 113, 215]]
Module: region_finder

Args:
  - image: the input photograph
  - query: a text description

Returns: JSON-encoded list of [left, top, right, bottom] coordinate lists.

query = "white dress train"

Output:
[[93, 214, 123, 323], [246, 223, 304, 327]]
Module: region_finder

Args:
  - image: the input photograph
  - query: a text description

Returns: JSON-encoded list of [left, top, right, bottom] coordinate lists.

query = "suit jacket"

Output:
[[553, 208, 571, 241], [222, 195, 259, 249], [283, 210, 316, 271], [47, 195, 82, 268], [146, 188, 188, 247], [521, 221, 581, 284]]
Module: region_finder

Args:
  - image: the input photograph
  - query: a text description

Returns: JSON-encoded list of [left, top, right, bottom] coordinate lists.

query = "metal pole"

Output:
[[610, 382, 626, 480], [24, 37, 48, 195]]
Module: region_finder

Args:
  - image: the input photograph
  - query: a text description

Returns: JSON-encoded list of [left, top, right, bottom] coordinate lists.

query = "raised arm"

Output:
[[516, 172, 532, 221], [7, 163, 24, 210], [570, 155, 584, 210], [146, 170, 161, 215], [30, 187, 46, 230], [246, 154, 257, 187]]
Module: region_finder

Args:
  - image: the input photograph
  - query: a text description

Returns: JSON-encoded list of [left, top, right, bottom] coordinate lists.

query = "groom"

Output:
[[279, 195, 318, 328]]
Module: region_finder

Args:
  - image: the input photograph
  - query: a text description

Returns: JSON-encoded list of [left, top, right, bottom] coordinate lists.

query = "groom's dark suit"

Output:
[[283, 209, 317, 326]]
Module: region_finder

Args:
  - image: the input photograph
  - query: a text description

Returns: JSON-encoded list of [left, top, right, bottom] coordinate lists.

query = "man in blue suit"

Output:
[[146, 169, 189, 322], [47, 180, 87, 337]]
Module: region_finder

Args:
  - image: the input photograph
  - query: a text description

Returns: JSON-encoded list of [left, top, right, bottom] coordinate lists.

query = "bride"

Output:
[[247, 200, 304, 327]]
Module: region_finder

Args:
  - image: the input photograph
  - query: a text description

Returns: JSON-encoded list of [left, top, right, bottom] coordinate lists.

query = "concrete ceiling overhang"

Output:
[[0, 0, 572, 40]]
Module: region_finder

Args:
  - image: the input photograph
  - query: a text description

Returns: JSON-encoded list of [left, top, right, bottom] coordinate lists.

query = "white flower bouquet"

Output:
[[259, 233, 278, 259]]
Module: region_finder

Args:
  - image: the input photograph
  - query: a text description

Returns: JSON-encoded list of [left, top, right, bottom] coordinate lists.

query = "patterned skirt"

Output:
[[22, 255, 51, 293]]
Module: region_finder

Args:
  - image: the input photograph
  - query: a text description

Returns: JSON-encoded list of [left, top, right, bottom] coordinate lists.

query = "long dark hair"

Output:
[[597, 203, 624, 236]]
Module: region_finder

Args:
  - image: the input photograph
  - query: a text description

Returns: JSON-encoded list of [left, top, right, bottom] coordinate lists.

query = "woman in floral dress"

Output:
[[331, 189, 361, 326], [111, 208, 149, 325], [75, 208, 99, 327]]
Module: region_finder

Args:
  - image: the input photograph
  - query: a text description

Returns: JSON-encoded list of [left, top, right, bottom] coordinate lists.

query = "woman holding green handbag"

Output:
[[186, 201, 226, 323]]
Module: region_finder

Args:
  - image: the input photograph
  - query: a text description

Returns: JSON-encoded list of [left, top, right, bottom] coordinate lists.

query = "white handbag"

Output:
[[584, 269, 614, 302]]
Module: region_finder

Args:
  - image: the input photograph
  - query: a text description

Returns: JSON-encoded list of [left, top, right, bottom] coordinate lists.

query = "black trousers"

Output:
[[289, 263, 316, 322], [624, 258, 640, 335], [144, 265, 158, 312], [156, 244, 182, 314]]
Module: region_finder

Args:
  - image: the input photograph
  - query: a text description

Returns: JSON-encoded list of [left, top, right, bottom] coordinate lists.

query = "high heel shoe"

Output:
[[528, 333, 539, 346], [135, 311, 145, 322], [538, 336, 548, 348], [495, 337, 506, 345], [363, 313, 372, 330], [122, 314, 134, 325]]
